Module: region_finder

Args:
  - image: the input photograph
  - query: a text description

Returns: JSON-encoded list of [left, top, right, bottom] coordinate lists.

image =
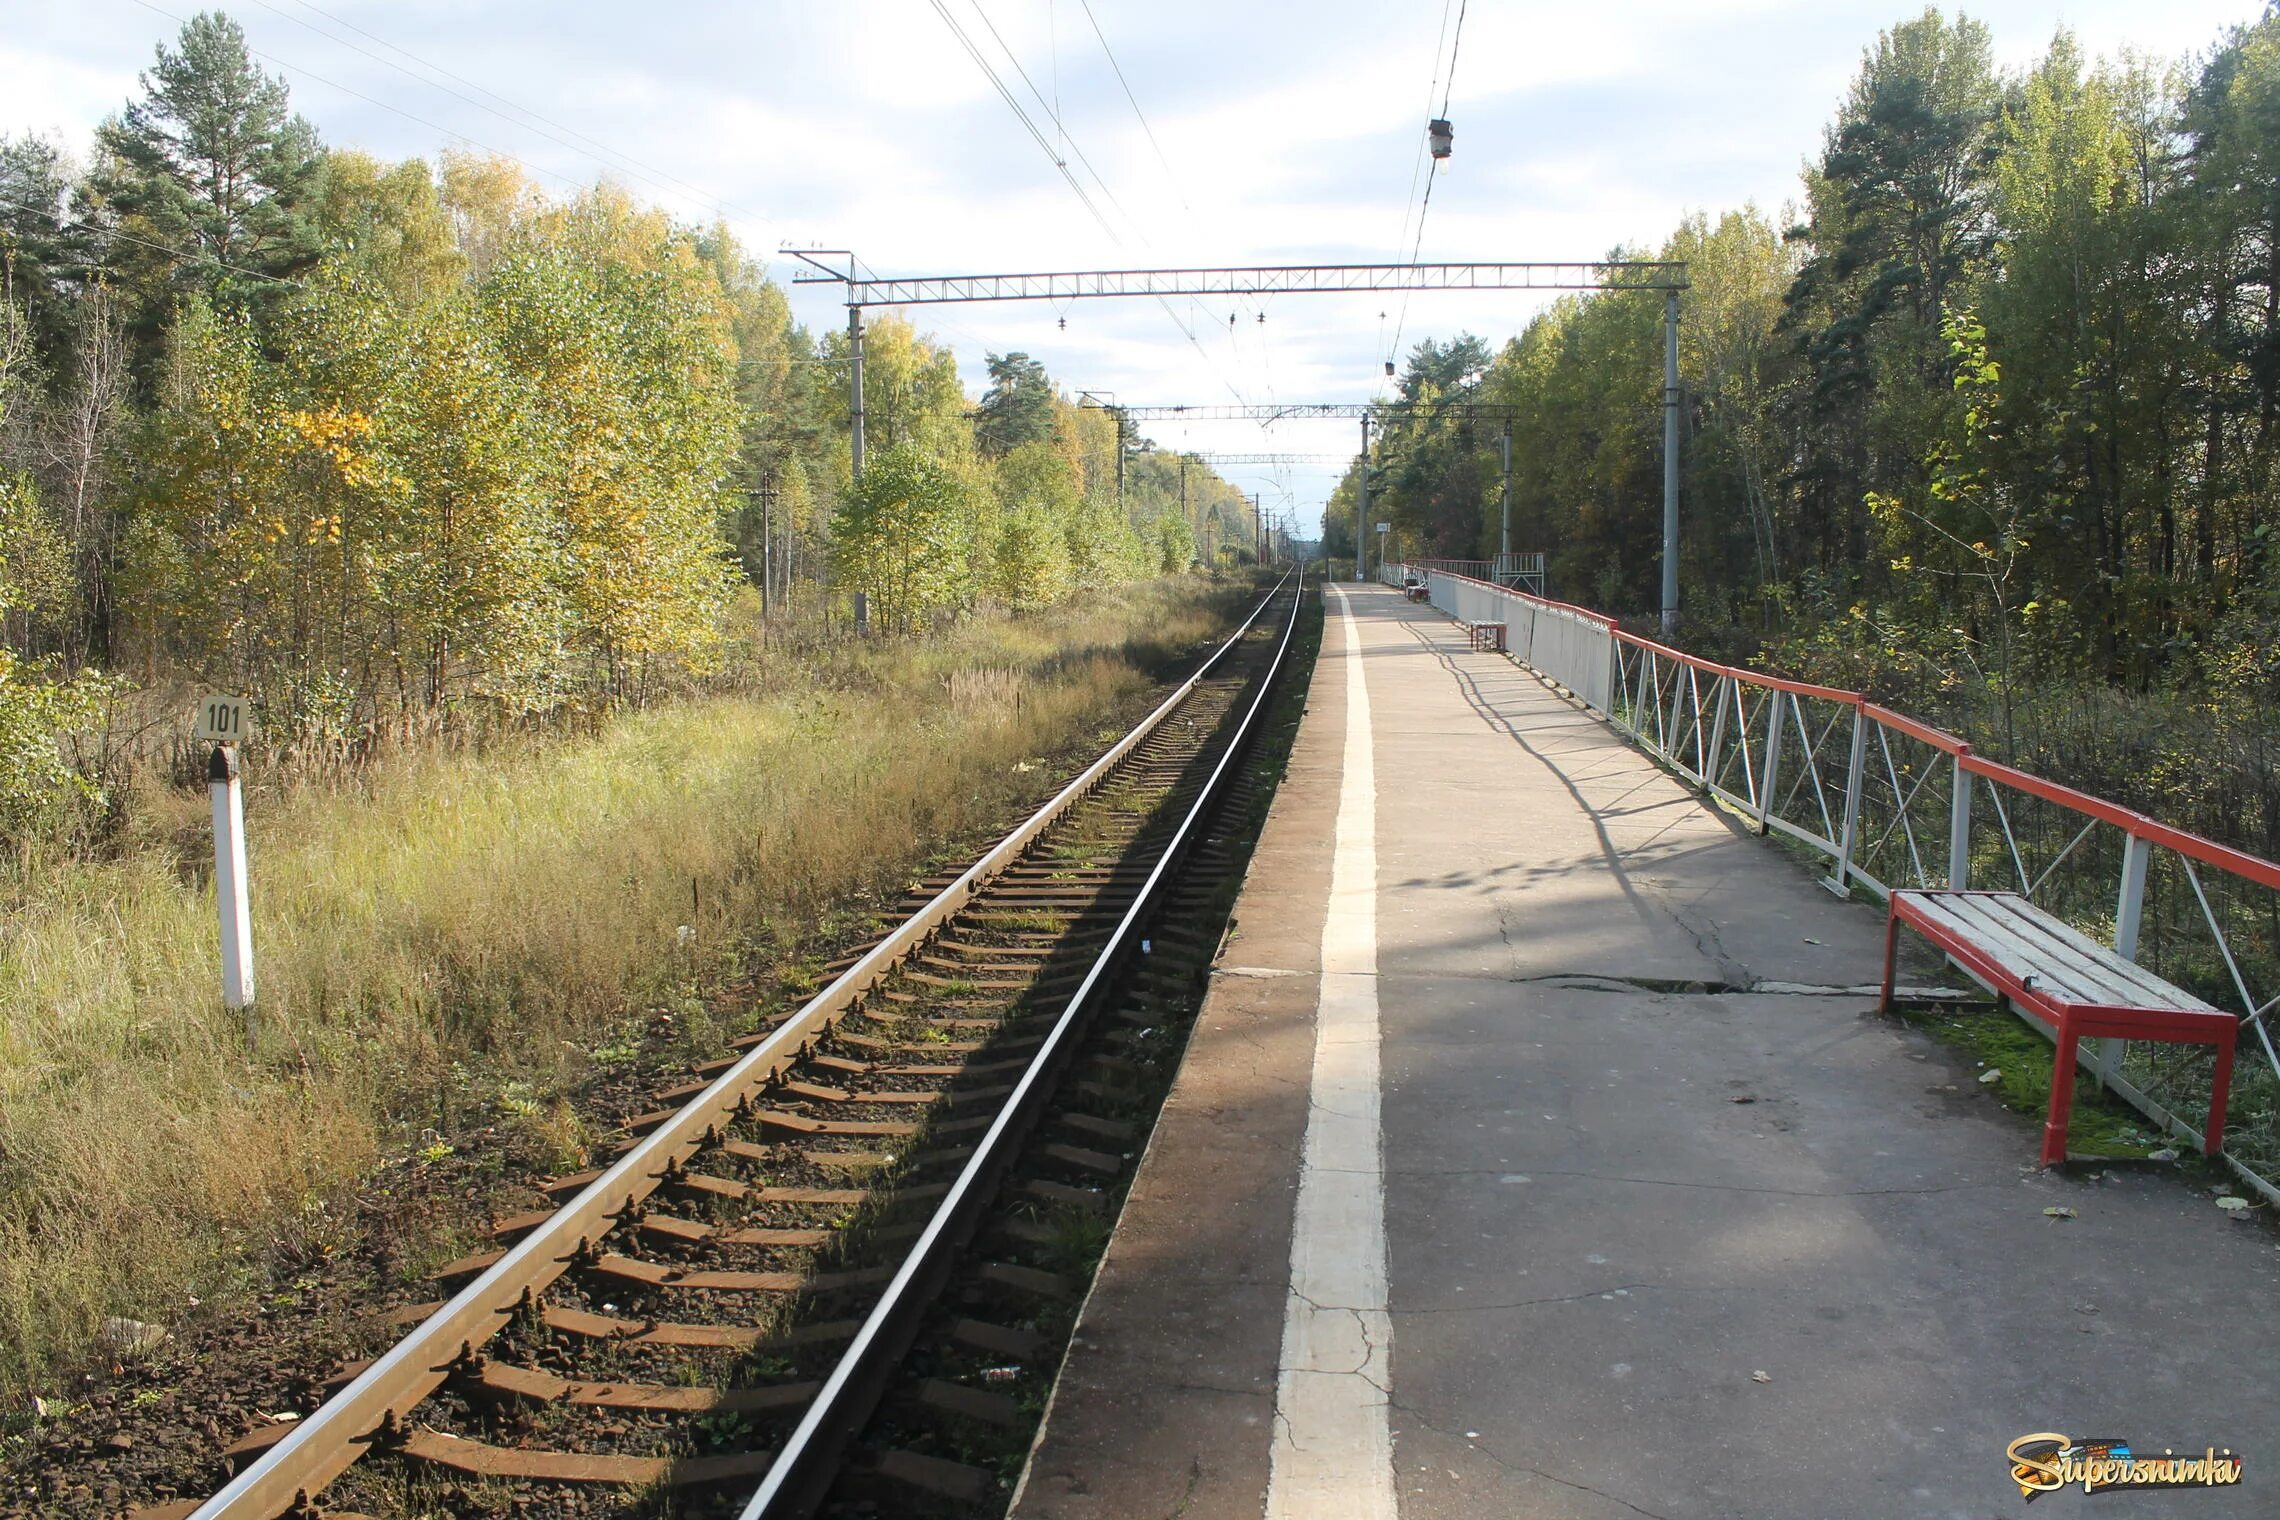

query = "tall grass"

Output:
[[0, 579, 1240, 1401]]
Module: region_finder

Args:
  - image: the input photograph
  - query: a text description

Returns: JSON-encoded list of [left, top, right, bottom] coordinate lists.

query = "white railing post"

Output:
[[1947, 752, 1972, 890], [1756, 686, 1783, 834], [1647, 651, 1666, 756], [1826, 705, 1867, 895], [1612, 645, 1635, 735], [2096, 831, 2154, 1093], [2112, 831, 2152, 956], [1703, 676, 1732, 798], [1688, 671, 1708, 780]]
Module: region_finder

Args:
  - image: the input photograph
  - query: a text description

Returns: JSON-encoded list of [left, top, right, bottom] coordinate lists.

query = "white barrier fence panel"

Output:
[[1404, 566, 1615, 714]]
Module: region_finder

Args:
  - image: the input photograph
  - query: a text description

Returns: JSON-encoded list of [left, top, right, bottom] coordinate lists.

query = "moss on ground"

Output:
[[1897, 1002, 2182, 1160]]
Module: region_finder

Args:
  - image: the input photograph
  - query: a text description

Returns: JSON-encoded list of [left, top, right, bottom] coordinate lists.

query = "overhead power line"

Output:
[[923, 0, 1250, 405], [926, 0, 1119, 242], [1386, 0, 1456, 332], [1068, 0, 1278, 401], [243, 0, 776, 232], [125, 0, 617, 207], [0, 193, 304, 287], [958, 0, 1256, 399], [1075, 0, 1190, 216], [1388, 0, 1471, 377], [958, 0, 1140, 240], [1441, 0, 1470, 118]]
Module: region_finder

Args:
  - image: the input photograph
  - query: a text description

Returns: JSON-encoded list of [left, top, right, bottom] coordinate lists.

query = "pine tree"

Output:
[[974, 351, 1055, 457], [84, 11, 325, 362]]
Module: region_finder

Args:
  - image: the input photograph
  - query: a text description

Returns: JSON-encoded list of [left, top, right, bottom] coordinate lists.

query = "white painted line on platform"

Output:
[[1266, 585, 1396, 1520]]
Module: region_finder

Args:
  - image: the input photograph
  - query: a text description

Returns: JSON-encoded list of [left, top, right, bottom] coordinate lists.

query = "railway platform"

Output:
[[1011, 581, 2280, 1520]]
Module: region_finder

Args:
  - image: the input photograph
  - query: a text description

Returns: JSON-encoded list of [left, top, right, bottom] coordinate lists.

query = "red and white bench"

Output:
[[1879, 889, 2237, 1167], [1463, 621, 1506, 653]]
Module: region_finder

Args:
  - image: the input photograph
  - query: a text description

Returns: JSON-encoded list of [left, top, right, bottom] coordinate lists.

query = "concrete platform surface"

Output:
[[1013, 583, 2280, 1520]]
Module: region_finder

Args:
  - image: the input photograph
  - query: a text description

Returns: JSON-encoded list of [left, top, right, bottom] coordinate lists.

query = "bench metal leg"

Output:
[[2206, 1026, 2237, 1157], [1878, 911, 1901, 1016], [2044, 1024, 2080, 1168]]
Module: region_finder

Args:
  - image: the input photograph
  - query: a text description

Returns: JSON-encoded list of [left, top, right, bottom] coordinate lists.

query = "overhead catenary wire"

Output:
[[1062, 0, 1277, 400], [241, 0, 778, 235], [117, 2, 1011, 374], [925, 0, 1119, 242], [962, 0, 1146, 243], [124, 0, 637, 210], [924, 0, 1251, 405], [1386, 0, 1455, 300], [1385, 0, 1469, 383], [1075, 0, 1191, 217], [960, 0, 1264, 391], [921, 0, 1185, 362], [1049, 0, 1065, 179]]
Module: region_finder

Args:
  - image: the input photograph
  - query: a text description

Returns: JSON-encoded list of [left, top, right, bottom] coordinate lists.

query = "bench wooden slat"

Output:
[[1881, 889, 2237, 1168], [1901, 894, 2231, 1039], [1937, 902, 2161, 1010], [1937, 894, 2198, 1009], [1902, 892, 2214, 1013], [1907, 894, 2147, 1008]]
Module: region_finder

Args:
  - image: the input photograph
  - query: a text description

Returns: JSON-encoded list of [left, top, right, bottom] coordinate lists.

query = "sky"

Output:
[[3, 0, 2266, 538]]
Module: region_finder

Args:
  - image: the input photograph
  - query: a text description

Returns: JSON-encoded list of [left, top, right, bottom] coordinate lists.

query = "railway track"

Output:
[[142, 569, 1308, 1520]]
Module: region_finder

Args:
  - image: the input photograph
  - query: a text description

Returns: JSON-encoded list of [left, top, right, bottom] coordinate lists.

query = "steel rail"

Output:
[[739, 565, 1305, 1518], [188, 574, 1298, 1520]]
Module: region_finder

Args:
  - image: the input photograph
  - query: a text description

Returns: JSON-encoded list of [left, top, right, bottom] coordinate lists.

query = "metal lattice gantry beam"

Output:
[[790, 250, 1688, 626], [1094, 402, 1517, 422], [1178, 453, 1355, 465], [791, 259, 1688, 307]]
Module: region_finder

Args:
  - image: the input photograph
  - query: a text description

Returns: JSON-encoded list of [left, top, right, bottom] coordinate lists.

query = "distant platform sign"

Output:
[[195, 694, 253, 744]]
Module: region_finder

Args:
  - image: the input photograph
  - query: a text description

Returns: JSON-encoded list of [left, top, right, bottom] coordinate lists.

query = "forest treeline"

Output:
[[1333, 6, 2280, 856], [0, 12, 1262, 848]]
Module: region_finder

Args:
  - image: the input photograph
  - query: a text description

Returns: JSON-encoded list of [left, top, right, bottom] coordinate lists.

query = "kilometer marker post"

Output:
[[197, 695, 256, 1027]]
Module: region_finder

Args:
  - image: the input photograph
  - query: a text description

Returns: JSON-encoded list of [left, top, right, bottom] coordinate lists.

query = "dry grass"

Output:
[[0, 578, 1240, 1402]]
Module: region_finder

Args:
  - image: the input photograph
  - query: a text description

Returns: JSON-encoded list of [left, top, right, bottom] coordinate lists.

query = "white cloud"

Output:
[[4, 0, 2263, 536]]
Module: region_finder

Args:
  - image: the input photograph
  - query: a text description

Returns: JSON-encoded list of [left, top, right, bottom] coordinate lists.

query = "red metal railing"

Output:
[[1390, 564, 2280, 1193]]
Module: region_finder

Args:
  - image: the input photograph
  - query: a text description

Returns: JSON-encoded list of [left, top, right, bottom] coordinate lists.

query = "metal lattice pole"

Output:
[[1500, 424, 1511, 562], [1661, 290, 1680, 634], [848, 303, 868, 633], [1356, 414, 1370, 582]]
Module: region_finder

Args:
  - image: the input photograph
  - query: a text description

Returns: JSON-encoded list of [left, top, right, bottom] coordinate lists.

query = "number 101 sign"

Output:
[[195, 694, 253, 745]]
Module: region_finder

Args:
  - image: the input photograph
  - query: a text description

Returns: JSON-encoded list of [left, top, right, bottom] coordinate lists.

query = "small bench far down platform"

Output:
[[1879, 889, 2238, 1168]]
